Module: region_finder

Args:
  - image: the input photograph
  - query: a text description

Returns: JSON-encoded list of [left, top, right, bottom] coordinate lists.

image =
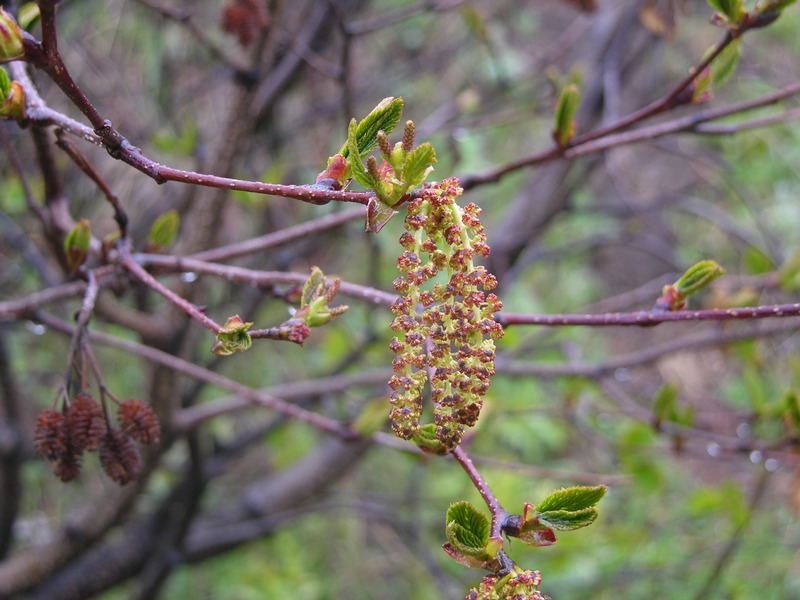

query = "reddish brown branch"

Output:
[[452, 445, 508, 540], [120, 254, 222, 334], [497, 302, 800, 328]]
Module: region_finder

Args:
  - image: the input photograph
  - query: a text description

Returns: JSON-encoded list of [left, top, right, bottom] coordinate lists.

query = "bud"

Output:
[[0, 80, 25, 120], [0, 9, 23, 63], [211, 314, 253, 356], [552, 83, 579, 146], [99, 428, 141, 485], [64, 218, 91, 275]]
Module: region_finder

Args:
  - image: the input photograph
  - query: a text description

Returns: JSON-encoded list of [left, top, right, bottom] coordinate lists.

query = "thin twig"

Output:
[[54, 130, 128, 236], [452, 445, 508, 540], [34, 313, 358, 440], [498, 302, 800, 327], [121, 253, 221, 333]]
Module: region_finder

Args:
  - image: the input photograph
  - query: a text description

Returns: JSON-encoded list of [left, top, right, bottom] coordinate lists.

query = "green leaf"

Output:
[[553, 83, 579, 146], [0, 67, 9, 96], [301, 266, 326, 309], [535, 485, 607, 513], [351, 396, 389, 436], [711, 40, 740, 89], [783, 390, 800, 435], [346, 119, 376, 190], [340, 97, 404, 159], [402, 143, 437, 189], [537, 507, 599, 531], [754, 0, 797, 14], [411, 423, 448, 455], [445, 501, 490, 558], [148, 209, 180, 250], [64, 218, 91, 274], [673, 260, 725, 296], [296, 267, 348, 326], [653, 383, 679, 425], [706, 0, 744, 22], [17, 2, 40, 31]]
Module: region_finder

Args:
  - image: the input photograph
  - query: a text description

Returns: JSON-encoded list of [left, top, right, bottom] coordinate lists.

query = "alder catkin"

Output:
[[117, 399, 161, 445], [99, 428, 141, 485]]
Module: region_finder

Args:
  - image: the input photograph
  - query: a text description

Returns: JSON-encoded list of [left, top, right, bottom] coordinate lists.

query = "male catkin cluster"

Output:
[[389, 178, 503, 450]]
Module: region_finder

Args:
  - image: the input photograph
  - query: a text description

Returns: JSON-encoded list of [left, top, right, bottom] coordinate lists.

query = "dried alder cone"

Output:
[[389, 178, 503, 450], [33, 395, 160, 484]]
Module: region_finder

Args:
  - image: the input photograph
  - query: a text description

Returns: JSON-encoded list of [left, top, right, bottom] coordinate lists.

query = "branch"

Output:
[[497, 302, 800, 328], [34, 313, 358, 441], [121, 252, 222, 334], [496, 317, 800, 379], [452, 445, 508, 540]]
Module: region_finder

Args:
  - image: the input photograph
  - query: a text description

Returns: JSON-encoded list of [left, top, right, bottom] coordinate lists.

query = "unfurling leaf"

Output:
[[148, 210, 180, 251], [411, 423, 449, 455], [536, 507, 599, 531], [754, 0, 798, 15], [64, 218, 91, 274], [711, 40, 740, 89], [17, 3, 40, 31], [295, 266, 348, 327], [212, 315, 253, 356], [445, 501, 492, 559], [403, 142, 436, 189], [535, 485, 607, 513], [346, 119, 376, 191], [706, 0, 744, 23], [340, 97, 404, 160], [673, 260, 725, 296]]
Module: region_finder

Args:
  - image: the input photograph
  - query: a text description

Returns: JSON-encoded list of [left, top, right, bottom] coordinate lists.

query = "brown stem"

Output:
[[54, 130, 128, 236], [452, 445, 508, 540], [35, 313, 358, 440], [497, 302, 800, 328]]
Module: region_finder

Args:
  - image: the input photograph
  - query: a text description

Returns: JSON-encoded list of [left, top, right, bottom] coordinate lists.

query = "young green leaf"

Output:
[[784, 390, 800, 435], [211, 315, 253, 356], [403, 142, 437, 189], [411, 423, 448, 455], [711, 40, 740, 89], [0, 67, 9, 96], [706, 0, 744, 22], [536, 507, 599, 531], [340, 97, 404, 159], [673, 259, 725, 296], [535, 485, 607, 513], [653, 383, 680, 426], [64, 218, 91, 274], [301, 266, 326, 309], [346, 119, 376, 190], [148, 209, 180, 251], [445, 501, 490, 558], [17, 2, 40, 31], [755, 0, 798, 14], [552, 83, 579, 146]]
